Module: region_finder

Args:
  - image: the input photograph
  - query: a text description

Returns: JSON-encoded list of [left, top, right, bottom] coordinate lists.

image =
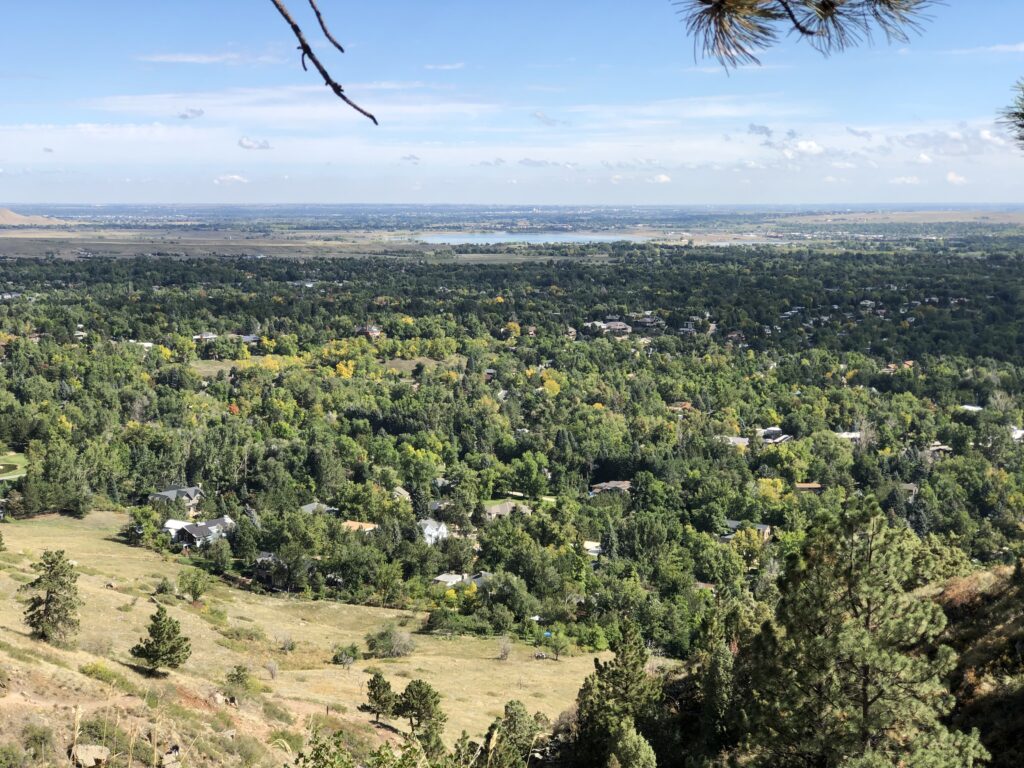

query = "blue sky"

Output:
[[2, 0, 1023, 204]]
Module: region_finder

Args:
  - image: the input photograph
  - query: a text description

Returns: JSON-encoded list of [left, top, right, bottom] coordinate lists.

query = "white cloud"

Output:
[[424, 62, 464, 70], [953, 43, 1024, 54], [915, 153, 933, 164], [140, 53, 242, 64], [401, 154, 421, 165], [213, 174, 248, 185], [795, 140, 824, 155], [889, 176, 921, 185], [946, 170, 967, 185], [648, 174, 672, 184], [238, 137, 271, 150]]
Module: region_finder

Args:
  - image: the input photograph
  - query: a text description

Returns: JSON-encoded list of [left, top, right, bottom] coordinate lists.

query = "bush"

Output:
[[154, 576, 175, 595], [21, 724, 52, 760], [365, 625, 415, 658], [0, 744, 25, 768], [79, 661, 136, 693], [268, 729, 303, 754], [262, 699, 295, 725], [331, 642, 360, 667]]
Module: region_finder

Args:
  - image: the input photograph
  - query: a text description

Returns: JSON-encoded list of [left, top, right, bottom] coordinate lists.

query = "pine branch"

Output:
[[1002, 79, 1024, 150], [268, 0, 378, 125]]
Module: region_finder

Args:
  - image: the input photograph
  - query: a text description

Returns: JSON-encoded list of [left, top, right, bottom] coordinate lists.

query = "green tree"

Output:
[[130, 604, 191, 674], [231, 516, 259, 565], [177, 568, 211, 602], [608, 721, 657, 768], [573, 621, 661, 767], [292, 732, 357, 768], [20, 550, 82, 644], [362, 672, 397, 723], [206, 538, 232, 574], [484, 700, 541, 768], [546, 630, 571, 661], [746, 499, 989, 767], [396, 678, 446, 734]]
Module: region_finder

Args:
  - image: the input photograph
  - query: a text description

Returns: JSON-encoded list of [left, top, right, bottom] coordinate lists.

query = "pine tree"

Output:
[[573, 621, 661, 767], [608, 721, 657, 768], [396, 678, 445, 734], [20, 550, 82, 644], [130, 604, 191, 674], [484, 700, 541, 768], [746, 499, 989, 767], [363, 672, 397, 723]]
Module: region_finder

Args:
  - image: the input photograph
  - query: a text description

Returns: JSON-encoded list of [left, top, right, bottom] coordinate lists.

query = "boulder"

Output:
[[70, 744, 111, 767]]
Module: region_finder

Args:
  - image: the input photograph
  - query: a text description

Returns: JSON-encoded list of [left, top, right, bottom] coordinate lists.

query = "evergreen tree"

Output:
[[746, 499, 989, 767], [130, 604, 191, 674], [362, 672, 397, 723], [608, 721, 657, 768], [232, 515, 259, 566], [396, 678, 446, 734], [572, 620, 661, 767], [20, 550, 82, 644], [484, 700, 541, 768]]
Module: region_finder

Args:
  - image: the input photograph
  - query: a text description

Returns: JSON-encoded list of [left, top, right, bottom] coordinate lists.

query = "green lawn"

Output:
[[0, 451, 27, 481]]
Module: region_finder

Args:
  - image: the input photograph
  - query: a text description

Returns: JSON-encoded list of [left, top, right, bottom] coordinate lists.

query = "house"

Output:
[[418, 518, 449, 545], [667, 401, 694, 414], [834, 431, 862, 442], [300, 501, 339, 515], [795, 482, 823, 494], [392, 486, 412, 503], [928, 441, 953, 458], [757, 426, 792, 445], [605, 321, 633, 335], [899, 482, 920, 503], [357, 324, 383, 340], [1011, 427, 1024, 443], [148, 486, 205, 517], [720, 435, 750, 449], [566, 326, 577, 340], [959, 405, 983, 413], [161, 519, 190, 540], [341, 520, 378, 534], [432, 572, 468, 588], [192, 332, 218, 342], [484, 500, 534, 521], [589, 480, 632, 496], [582, 540, 603, 558], [177, 516, 235, 548], [722, 519, 772, 543]]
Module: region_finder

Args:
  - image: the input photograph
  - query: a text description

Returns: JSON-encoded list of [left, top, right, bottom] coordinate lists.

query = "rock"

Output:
[[70, 744, 111, 767], [210, 692, 227, 705]]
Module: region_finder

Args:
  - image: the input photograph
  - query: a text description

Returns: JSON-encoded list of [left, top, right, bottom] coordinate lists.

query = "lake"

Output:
[[414, 232, 653, 245]]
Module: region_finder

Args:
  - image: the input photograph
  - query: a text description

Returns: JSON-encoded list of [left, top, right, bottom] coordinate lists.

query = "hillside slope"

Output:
[[0, 208, 65, 227], [937, 566, 1024, 768], [0, 512, 600, 766]]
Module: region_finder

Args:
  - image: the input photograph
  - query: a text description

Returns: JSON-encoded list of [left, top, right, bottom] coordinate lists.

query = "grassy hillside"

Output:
[[935, 565, 1024, 768], [0, 512, 601, 766]]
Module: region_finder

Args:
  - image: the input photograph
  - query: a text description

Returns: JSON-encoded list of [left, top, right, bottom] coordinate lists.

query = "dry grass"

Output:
[[0, 511, 601, 744]]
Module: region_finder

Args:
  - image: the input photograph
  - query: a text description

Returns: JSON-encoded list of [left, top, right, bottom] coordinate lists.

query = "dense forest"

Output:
[[1, 241, 1023, 766]]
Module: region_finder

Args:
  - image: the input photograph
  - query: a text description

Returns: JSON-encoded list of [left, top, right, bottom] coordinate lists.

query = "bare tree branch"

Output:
[[268, 0, 378, 125], [307, 0, 345, 55]]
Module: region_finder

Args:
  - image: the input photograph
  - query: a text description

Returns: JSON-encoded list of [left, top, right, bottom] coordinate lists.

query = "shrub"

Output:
[[268, 729, 303, 754], [0, 744, 25, 768], [365, 625, 415, 658], [21, 724, 52, 760], [263, 699, 295, 725], [154, 576, 175, 595], [331, 642, 360, 667]]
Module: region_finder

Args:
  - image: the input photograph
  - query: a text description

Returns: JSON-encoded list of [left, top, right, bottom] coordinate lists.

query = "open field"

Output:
[[0, 511, 602, 749], [0, 451, 27, 481]]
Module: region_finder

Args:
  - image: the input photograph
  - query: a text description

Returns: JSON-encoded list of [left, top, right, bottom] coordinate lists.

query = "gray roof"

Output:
[[149, 486, 204, 503], [300, 502, 338, 515]]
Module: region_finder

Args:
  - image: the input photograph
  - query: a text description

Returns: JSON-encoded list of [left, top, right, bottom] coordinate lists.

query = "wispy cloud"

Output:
[[946, 170, 967, 185], [889, 176, 921, 185], [531, 110, 565, 127], [424, 62, 464, 70], [952, 42, 1024, 54], [213, 174, 248, 185], [401, 154, 421, 165], [647, 173, 672, 184], [178, 108, 204, 120], [238, 137, 271, 150], [139, 52, 282, 65]]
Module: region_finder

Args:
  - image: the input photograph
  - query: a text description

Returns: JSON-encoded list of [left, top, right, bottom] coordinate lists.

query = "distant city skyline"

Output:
[[2, 1, 1023, 204]]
